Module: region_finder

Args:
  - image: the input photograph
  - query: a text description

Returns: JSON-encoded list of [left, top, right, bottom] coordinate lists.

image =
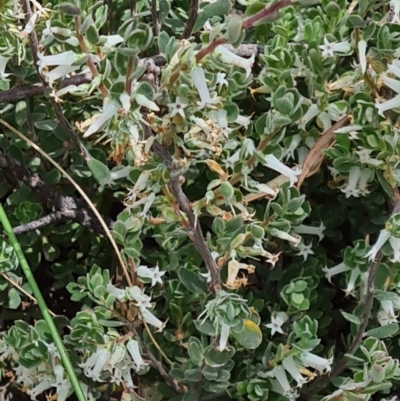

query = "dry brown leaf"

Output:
[[296, 115, 350, 190]]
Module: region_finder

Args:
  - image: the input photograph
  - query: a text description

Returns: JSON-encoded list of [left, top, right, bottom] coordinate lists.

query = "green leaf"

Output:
[[8, 288, 21, 309], [56, 2, 81, 15], [178, 267, 207, 294], [15, 101, 27, 127], [341, 311, 361, 325], [202, 365, 218, 380], [365, 323, 399, 339], [159, 0, 170, 23], [183, 390, 198, 401], [204, 345, 235, 367], [34, 120, 58, 131], [193, 0, 231, 32], [87, 158, 111, 186], [231, 319, 262, 350], [226, 14, 243, 44], [136, 82, 155, 100], [86, 25, 100, 45], [158, 31, 170, 53], [194, 319, 218, 336], [188, 337, 203, 365]]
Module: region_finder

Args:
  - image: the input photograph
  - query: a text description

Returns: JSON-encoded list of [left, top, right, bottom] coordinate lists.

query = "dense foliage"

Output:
[[1, 1, 400, 401]]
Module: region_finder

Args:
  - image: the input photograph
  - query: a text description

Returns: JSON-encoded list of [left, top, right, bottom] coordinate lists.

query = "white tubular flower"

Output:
[[271, 365, 291, 394], [300, 352, 332, 374], [345, 267, 361, 296], [265, 311, 288, 336], [215, 45, 255, 78], [340, 165, 362, 198], [375, 94, 400, 117], [52, 365, 71, 401], [389, 236, 400, 262], [80, 348, 110, 381], [84, 101, 119, 138], [295, 241, 315, 261], [356, 149, 384, 167], [365, 229, 390, 261], [264, 154, 301, 187], [235, 114, 251, 129], [322, 262, 350, 283], [141, 308, 165, 330], [270, 228, 301, 247], [106, 282, 127, 301], [382, 75, 400, 94], [190, 66, 220, 109], [137, 265, 165, 287], [128, 286, 152, 309], [292, 222, 325, 241], [52, 85, 78, 101], [126, 339, 148, 369], [210, 109, 232, 137], [27, 377, 53, 400], [378, 300, 398, 326], [388, 59, 400, 78], [106, 345, 125, 375], [219, 322, 230, 351], [283, 135, 302, 161], [167, 96, 188, 118], [390, 0, 400, 23], [298, 104, 320, 130], [0, 55, 11, 81], [44, 65, 81, 86], [201, 271, 212, 282], [136, 94, 160, 111], [216, 72, 228, 89], [37, 51, 79, 72], [120, 93, 131, 113], [357, 168, 373, 196], [358, 39, 367, 74], [43, 20, 72, 38], [282, 357, 307, 387], [319, 37, 351, 58], [253, 183, 278, 199]]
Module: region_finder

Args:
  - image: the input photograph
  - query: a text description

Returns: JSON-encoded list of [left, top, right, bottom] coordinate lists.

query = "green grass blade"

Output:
[[0, 203, 86, 401]]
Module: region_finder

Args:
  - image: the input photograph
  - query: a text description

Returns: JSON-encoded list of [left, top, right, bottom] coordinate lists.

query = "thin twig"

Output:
[[242, 0, 291, 29], [0, 273, 73, 331], [145, 127, 222, 292], [139, 309, 173, 365], [0, 119, 132, 287], [0, 45, 261, 104], [74, 16, 108, 98], [304, 197, 400, 398], [12, 211, 64, 234], [0, 73, 93, 103], [0, 152, 113, 235], [151, 0, 160, 41], [182, 0, 199, 39], [22, 0, 91, 160]]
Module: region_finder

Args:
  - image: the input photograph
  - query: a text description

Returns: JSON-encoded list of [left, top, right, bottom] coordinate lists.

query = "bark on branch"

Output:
[[144, 126, 222, 292], [0, 150, 112, 235]]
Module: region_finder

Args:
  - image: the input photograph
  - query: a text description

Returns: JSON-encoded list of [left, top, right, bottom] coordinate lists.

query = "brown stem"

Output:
[[144, 126, 221, 292], [151, 0, 160, 40], [22, 0, 91, 160], [125, 57, 134, 95], [0, 150, 113, 235], [304, 197, 400, 399], [242, 0, 292, 29], [182, 0, 199, 39], [74, 16, 108, 98]]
